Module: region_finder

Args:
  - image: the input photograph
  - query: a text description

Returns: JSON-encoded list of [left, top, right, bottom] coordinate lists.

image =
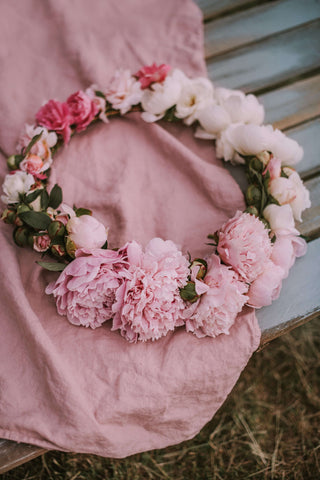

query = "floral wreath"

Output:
[[1, 63, 310, 343]]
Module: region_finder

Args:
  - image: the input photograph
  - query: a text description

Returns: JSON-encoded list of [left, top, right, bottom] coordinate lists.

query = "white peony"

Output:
[[195, 102, 231, 139], [141, 68, 183, 122], [215, 87, 265, 126], [270, 129, 304, 166], [175, 74, 214, 125], [66, 215, 108, 250], [263, 204, 299, 235], [106, 70, 142, 115], [1, 171, 35, 204], [283, 168, 311, 221]]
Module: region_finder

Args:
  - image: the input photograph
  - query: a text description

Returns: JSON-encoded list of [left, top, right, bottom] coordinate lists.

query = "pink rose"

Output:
[[247, 260, 284, 308], [112, 238, 189, 342], [217, 212, 272, 283], [36, 99, 71, 144], [135, 63, 171, 89], [46, 248, 129, 329], [271, 234, 307, 278], [185, 254, 248, 338], [66, 215, 108, 250], [20, 154, 45, 179], [66, 90, 98, 132], [33, 233, 51, 253]]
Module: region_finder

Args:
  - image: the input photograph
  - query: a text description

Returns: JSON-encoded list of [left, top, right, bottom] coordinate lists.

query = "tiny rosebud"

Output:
[[245, 184, 262, 207], [256, 151, 271, 166], [48, 220, 66, 239], [179, 281, 199, 303], [1, 208, 16, 224], [14, 215, 24, 227], [65, 237, 76, 258], [33, 233, 51, 253], [13, 227, 29, 247], [7, 155, 17, 170], [244, 206, 259, 217], [190, 258, 207, 280], [51, 243, 66, 257]]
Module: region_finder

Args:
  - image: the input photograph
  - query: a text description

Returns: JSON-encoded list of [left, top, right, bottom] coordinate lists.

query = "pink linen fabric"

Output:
[[0, 0, 261, 457]]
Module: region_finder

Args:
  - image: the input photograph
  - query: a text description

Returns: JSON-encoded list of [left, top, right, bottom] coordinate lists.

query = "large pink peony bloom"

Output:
[[66, 90, 99, 132], [217, 212, 272, 283], [112, 238, 190, 342], [135, 63, 171, 89], [247, 260, 284, 308], [185, 254, 248, 338], [36, 99, 72, 144], [46, 248, 129, 329]]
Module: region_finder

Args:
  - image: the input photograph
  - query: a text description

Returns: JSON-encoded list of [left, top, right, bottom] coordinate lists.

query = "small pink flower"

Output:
[[271, 234, 307, 278], [36, 99, 71, 144], [264, 156, 281, 180], [135, 63, 171, 89], [106, 70, 142, 115], [20, 154, 44, 176], [66, 215, 108, 250], [46, 248, 129, 329], [217, 212, 272, 283], [247, 260, 284, 308], [112, 238, 190, 342], [185, 254, 248, 338], [33, 233, 51, 252], [66, 90, 99, 132]]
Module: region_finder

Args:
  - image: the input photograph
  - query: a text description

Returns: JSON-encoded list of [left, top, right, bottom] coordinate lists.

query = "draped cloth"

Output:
[[0, 0, 261, 457]]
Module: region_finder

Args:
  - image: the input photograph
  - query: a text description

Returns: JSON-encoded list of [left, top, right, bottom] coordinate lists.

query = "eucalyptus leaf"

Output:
[[24, 131, 43, 156], [48, 184, 63, 209], [36, 261, 66, 272], [18, 211, 51, 230]]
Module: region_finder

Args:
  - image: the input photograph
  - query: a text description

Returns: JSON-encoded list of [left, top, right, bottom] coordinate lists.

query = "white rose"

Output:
[[106, 70, 142, 115], [270, 129, 303, 166], [1, 171, 34, 204], [141, 68, 183, 122], [66, 215, 108, 250], [283, 168, 311, 221], [175, 75, 214, 125], [195, 102, 231, 139], [263, 204, 298, 235], [215, 87, 264, 125]]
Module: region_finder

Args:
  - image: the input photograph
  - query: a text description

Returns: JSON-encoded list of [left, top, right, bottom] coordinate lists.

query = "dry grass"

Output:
[[3, 317, 320, 480]]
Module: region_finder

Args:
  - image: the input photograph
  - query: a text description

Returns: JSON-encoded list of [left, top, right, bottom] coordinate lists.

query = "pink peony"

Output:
[[33, 233, 51, 253], [66, 215, 108, 250], [66, 90, 98, 132], [135, 63, 171, 89], [46, 248, 129, 329], [112, 238, 190, 342], [185, 254, 248, 338], [217, 212, 272, 283], [36, 99, 71, 144], [247, 260, 284, 308], [271, 234, 307, 278]]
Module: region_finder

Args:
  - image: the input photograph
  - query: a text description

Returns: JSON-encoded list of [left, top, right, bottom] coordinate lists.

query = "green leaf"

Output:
[[25, 189, 42, 204], [95, 90, 106, 98], [18, 211, 51, 230], [36, 261, 67, 272], [101, 240, 108, 249], [75, 207, 92, 217], [40, 189, 50, 210], [48, 184, 63, 209], [24, 131, 43, 156]]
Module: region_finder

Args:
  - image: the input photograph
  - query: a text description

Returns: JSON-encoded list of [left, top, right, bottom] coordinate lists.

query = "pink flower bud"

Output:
[[33, 233, 51, 253]]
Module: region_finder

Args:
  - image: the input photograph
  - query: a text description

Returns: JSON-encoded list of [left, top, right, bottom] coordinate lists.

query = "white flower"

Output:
[[195, 102, 231, 139], [17, 124, 57, 169], [215, 87, 265, 126], [270, 129, 304, 166], [106, 70, 142, 115], [141, 68, 183, 122], [85, 85, 109, 123], [175, 74, 214, 125], [263, 204, 299, 235], [283, 168, 311, 221], [66, 215, 108, 250], [1, 171, 34, 204]]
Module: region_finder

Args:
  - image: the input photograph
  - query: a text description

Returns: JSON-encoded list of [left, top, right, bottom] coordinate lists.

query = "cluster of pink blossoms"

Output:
[[1, 62, 310, 343]]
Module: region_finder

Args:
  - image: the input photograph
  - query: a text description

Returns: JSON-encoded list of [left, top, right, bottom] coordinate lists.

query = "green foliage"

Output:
[[18, 211, 51, 230], [24, 131, 43, 156], [75, 207, 92, 217], [48, 184, 63, 209], [180, 281, 198, 303], [36, 261, 67, 272]]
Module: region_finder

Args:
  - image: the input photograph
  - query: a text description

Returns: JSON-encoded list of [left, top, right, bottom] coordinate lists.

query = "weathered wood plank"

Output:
[[286, 118, 320, 177], [204, 0, 320, 58], [259, 75, 320, 130], [196, 0, 259, 21], [297, 176, 320, 240], [0, 440, 45, 474], [258, 237, 320, 344], [206, 20, 320, 93]]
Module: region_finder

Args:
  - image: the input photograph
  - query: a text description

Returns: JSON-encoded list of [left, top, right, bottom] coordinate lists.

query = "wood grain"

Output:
[[0, 440, 45, 474], [206, 19, 320, 93], [195, 0, 260, 21], [286, 118, 320, 177], [204, 0, 320, 58]]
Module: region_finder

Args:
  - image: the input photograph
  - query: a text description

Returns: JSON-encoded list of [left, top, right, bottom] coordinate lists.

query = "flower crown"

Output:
[[1, 63, 310, 343]]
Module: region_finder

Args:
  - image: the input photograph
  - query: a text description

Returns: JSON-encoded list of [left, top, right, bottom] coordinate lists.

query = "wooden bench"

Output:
[[1, 0, 320, 473]]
